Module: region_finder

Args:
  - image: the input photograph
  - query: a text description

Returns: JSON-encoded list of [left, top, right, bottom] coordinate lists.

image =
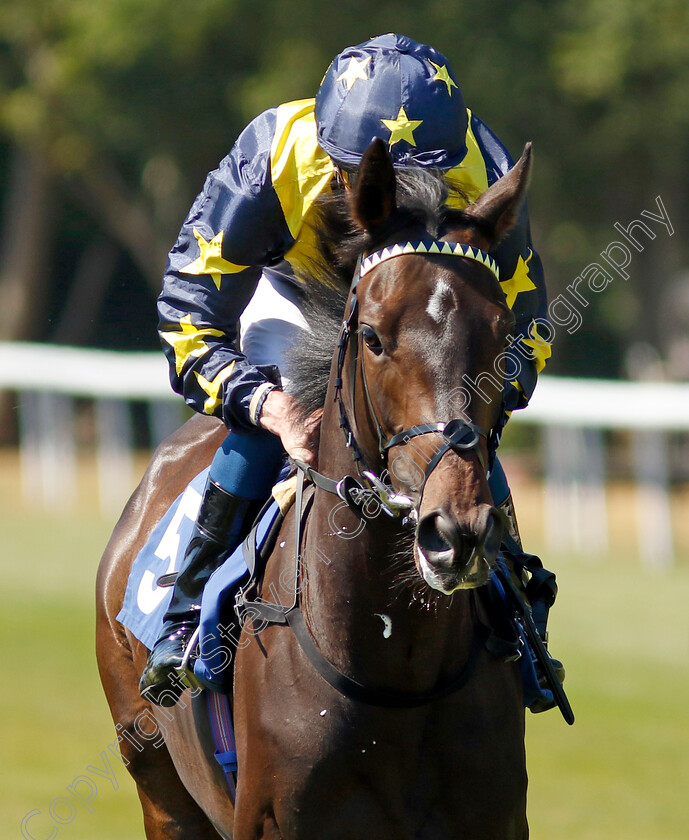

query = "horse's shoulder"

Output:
[[145, 414, 225, 494]]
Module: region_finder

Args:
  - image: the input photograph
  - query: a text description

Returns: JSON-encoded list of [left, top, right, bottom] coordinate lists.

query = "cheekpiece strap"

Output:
[[360, 240, 500, 281]]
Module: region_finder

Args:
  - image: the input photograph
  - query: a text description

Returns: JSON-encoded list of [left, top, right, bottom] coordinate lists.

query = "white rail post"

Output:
[[18, 391, 77, 510], [95, 398, 135, 515], [632, 430, 673, 570], [18, 390, 40, 507], [543, 425, 572, 554], [147, 399, 185, 447], [543, 425, 607, 558], [579, 426, 608, 556]]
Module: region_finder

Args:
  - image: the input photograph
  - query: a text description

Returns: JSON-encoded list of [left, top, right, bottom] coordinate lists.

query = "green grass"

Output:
[[526, 559, 689, 840], [2, 509, 689, 838], [1, 509, 143, 840]]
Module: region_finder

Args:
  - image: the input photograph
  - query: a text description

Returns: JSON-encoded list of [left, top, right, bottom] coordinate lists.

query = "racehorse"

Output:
[[97, 138, 533, 839]]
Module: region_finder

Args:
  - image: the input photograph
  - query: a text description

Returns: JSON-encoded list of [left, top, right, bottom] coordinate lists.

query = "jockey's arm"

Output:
[[470, 114, 551, 418], [157, 108, 300, 433], [494, 201, 550, 417]]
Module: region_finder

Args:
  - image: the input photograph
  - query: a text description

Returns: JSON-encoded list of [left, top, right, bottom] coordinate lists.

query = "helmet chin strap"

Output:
[[333, 165, 353, 190]]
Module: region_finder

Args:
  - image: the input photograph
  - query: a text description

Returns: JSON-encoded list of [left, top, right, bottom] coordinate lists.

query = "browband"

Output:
[[360, 240, 500, 281]]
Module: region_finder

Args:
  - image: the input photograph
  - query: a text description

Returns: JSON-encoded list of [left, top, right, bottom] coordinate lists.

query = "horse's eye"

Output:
[[360, 324, 383, 355]]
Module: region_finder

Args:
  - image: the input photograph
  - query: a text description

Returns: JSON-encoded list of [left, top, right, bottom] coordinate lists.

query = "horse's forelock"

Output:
[[286, 168, 473, 419]]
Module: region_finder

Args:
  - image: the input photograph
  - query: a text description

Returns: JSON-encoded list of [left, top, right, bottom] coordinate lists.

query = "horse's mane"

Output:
[[285, 168, 474, 418]]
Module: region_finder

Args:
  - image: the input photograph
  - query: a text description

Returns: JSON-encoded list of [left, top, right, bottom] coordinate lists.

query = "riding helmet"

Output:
[[315, 33, 468, 170]]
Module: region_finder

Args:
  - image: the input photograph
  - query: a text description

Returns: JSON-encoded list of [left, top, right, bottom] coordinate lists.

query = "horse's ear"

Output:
[[463, 142, 533, 244], [351, 139, 397, 231]]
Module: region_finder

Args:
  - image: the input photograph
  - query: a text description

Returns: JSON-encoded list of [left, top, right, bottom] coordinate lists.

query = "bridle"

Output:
[[236, 238, 506, 707], [295, 238, 502, 521]]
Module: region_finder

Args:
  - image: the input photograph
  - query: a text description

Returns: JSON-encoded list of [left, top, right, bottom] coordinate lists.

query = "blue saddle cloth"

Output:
[[192, 500, 282, 693], [117, 475, 553, 709], [117, 469, 209, 650], [116, 470, 280, 691]]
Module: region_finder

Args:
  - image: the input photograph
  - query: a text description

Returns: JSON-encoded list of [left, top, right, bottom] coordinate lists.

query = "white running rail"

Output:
[[1, 342, 687, 566]]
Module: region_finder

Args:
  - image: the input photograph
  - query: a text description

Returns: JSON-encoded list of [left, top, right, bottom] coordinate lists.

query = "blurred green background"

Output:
[[2, 0, 689, 380], [2, 1, 689, 838]]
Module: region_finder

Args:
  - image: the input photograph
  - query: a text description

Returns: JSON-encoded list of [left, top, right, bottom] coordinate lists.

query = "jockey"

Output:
[[139, 33, 552, 707]]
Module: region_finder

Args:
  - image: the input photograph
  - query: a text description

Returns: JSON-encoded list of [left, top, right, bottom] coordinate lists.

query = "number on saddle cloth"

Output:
[[116, 455, 290, 666]]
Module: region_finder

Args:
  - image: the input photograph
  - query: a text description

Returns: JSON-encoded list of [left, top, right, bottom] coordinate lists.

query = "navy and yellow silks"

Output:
[[157, 98, 549, 431]]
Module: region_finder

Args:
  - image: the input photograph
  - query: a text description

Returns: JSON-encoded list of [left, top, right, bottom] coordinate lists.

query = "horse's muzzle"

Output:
[[415, 504, 503, 593]]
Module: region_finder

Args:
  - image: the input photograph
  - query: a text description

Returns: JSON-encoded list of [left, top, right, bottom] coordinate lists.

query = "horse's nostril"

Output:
[[416, 511, 472, 571], [417, 513, 453, 556], [415, 509, 494, 593]]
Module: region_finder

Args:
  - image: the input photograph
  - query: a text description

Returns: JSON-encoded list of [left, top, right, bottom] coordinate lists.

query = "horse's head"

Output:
[[342, 138, 532, 594]]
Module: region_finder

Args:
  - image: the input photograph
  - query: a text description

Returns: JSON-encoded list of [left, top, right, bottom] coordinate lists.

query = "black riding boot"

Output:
[[139, 478, 257, 707]]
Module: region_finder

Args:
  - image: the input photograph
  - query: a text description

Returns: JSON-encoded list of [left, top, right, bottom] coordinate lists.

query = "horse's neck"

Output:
[[300, 414, 475, 687]]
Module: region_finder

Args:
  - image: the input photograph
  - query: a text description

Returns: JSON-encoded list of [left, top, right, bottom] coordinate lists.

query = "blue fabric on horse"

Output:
[[490, 558, 555, 711], [192, 499, 283, 693]]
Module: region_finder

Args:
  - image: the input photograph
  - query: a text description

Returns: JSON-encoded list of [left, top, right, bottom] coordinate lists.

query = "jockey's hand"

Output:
[[258, 389, 322, 468]]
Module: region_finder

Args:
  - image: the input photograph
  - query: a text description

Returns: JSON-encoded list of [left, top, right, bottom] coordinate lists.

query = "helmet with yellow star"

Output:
[[315, 34, 468, 169]]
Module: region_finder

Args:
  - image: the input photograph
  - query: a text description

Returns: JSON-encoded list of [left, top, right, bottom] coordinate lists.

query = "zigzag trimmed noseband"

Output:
[[359, 240, 500, 282]]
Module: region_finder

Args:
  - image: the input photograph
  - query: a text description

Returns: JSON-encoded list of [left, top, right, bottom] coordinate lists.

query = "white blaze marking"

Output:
[[426, 279, 454, 323]]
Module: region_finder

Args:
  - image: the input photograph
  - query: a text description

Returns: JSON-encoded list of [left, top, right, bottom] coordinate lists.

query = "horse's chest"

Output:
[[268, 720, 523, 840], [241, 661, 524, 837]]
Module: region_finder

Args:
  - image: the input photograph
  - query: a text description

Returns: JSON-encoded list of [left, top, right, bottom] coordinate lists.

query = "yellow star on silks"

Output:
[[194, 364, 236, 414], [336, 56, 371, 90], [180, 228, 248, 290], [380, 107, 424, 149], [500, 250, 537, 308], [522, 323, 552, 373], [160, 314, 223, 376], [429, 60, 458, 96]]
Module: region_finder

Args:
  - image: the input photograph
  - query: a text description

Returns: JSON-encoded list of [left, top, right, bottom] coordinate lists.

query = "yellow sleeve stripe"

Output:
[[270, 99, 335, 240], [445, 110, 489, 208], [160, 314, 224, 376], [194, 362, 236, 415]]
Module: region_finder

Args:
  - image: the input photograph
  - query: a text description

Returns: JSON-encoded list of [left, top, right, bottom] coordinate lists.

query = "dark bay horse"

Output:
[[97, 139, 533, 839]]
